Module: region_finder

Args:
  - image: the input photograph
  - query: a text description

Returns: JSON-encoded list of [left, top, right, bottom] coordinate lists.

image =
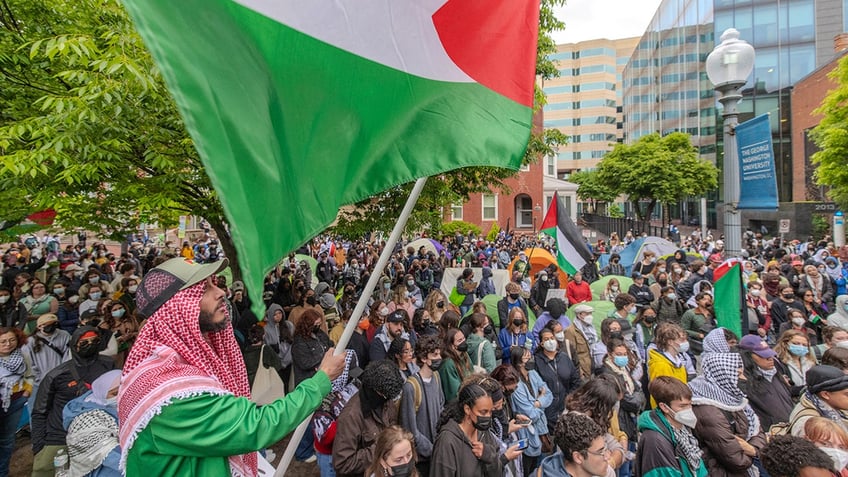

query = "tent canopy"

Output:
[[508, 247, 568, 285]]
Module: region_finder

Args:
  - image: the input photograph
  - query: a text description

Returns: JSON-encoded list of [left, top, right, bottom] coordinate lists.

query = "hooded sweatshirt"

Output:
[[30, 326, 115, 453], [537, 451, 571, 476], [827, 295, 848, 331], [636, 409, 708, 477], [429, 419, 503, 477]]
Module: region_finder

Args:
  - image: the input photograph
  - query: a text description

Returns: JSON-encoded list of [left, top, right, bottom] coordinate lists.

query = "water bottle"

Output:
[[53, 448, 68, 477]]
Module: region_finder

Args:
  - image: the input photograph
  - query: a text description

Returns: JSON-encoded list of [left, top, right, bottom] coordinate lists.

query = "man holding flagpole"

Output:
[[117, 258, 346, 475]]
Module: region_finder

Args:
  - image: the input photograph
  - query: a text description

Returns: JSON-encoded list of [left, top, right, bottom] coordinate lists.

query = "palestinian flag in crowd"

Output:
[[540, 192, 593, 275], [120, 0, 540, 311], [714, 258, 745, 338]]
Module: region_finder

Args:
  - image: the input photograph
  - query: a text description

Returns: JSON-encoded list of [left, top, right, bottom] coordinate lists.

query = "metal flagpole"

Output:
[[275, 177, 428, 476]]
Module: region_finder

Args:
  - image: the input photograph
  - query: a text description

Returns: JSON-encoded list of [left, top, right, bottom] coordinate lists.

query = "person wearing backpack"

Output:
[[399, 335, 444, 477]]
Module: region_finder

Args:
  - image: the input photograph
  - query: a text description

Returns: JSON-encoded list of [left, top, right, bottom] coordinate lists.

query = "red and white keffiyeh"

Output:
[[118, 281, 256, 476]]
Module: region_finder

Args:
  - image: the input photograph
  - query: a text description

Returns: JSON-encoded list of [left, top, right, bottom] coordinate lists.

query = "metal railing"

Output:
[[580, 213, 666, 239]]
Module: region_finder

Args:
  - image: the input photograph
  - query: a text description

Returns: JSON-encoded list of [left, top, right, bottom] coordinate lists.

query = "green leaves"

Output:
[[811, 55, 848, 207], [577, 133, 718, 220]]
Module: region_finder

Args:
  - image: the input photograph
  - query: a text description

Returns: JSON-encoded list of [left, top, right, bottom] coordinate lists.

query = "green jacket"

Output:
[[440, 357, 471, 402], [635, 409, 707, 477], [125, 371, 331, 476], [465, 333, 496, 373]]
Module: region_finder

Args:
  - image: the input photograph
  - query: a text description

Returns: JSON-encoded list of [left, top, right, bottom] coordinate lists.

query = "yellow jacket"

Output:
[[647, 347, 688, 408]]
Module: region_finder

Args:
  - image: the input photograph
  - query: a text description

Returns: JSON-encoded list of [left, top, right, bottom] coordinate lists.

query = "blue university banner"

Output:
[[736, 114, 778, 209]]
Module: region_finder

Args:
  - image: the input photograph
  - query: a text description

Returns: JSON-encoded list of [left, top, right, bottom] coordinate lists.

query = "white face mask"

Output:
[[628, 306, 637, 315], [750, 289, 761, 297], [128, 285, 138, 294], [821, 446, 848, 470], [89, 292, 102, 301], [581, 314, 594, 325], [543, 339, 557, 352], [792, 317, 806, 327], [836, 340, 848, 349], [610, 286, 619, 292], [677, 341, 690, 354], [541, 276, 548, 282], [669, 406, 698, 428], [68, 295, 79, 304], [105, 396, 118, 407], [0, 296, 9, 304], [555, 331, 565, 342]]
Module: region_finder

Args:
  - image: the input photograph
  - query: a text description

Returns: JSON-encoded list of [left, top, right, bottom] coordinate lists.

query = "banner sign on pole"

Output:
[[736, 114, 778, 209]]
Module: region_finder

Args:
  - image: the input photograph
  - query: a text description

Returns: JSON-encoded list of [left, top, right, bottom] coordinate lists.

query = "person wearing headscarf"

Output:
[[62, 369, 123, 477], [828, 295, 848, 331], [118, 258, 345, 476], [688, 329, 766, 477]]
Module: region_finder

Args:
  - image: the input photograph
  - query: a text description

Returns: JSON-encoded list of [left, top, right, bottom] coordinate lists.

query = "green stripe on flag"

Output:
[[714, 263, 743, 338]]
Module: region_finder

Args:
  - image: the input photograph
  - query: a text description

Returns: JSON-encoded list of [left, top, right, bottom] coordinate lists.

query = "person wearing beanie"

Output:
[[333, 359, 403, 477], [498, 282, 529, 330], [788, 365, 848, 437]]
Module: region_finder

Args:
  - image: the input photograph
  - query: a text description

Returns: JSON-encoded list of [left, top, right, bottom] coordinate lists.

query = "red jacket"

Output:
[[567, 280, 592, 305]]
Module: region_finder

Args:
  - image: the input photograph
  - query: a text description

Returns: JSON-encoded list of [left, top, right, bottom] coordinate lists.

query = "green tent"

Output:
[[589, 275, 633, 301]]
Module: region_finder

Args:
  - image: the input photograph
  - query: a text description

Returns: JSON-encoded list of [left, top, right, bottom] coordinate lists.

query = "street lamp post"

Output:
[[705, 28, 755, 258]]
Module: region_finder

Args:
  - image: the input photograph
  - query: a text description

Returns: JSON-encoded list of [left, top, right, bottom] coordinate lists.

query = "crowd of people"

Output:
[[2, 227, 848, 477]]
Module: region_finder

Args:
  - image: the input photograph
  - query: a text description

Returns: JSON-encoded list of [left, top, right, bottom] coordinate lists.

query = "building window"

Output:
[[520, 162, 531, 172], [451, 203, 463, 221], [482, 194, 497, 221], [546, 155, 556, 176]]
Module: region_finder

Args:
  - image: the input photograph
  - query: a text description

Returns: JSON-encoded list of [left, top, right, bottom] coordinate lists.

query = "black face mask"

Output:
[[524, 360, 535, 371], [306, 295, 317, 306], [77, 339, 101, 358], [609, 331, 622, 341], [509, 293, 520, 300], [782, 294, 795, 300], [643, 315, 656, 324], [473, 415, 492, 432], [483, 325, 494, 335], [658, 279, 668, 286], [512, 319, 524, 327], [41, 324, 57, 334], [436, 301, 445, 308], [389, 462, 414, 477], [312, 324, 322, 334], [456, 342, 469, 353], [429, 359, 443, 371]]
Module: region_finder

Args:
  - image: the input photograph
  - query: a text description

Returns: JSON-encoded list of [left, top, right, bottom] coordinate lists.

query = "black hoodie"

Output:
[[30, 326, 115, 452]]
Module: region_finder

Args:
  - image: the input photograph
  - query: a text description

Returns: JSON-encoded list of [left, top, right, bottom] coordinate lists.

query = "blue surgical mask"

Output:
[[613, 356, 629, 368], [789, 344, 809, 357]]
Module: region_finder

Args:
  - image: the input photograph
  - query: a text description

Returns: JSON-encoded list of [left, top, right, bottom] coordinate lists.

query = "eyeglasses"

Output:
[[0, 338, 17, 345], [402, 349, 414, 355], [585, 446, 609, 457]]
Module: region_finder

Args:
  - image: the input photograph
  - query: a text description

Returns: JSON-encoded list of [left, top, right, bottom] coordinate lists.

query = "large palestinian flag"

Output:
[[540, 192, 593, 275], [714, 258, 744, 338], [120, 0, 540, 310]]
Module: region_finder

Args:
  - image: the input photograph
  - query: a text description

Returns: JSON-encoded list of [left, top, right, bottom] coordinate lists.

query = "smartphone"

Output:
[[516, 439, 528, 450], [515, 417, 531, 425]]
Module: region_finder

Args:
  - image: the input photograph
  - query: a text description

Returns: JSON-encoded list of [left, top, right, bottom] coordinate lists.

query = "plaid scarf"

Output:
[[0, 349, 25, 411], [672, 424, 704, 475], [118, 282, 255, 476], [689, 352, 761, 440]]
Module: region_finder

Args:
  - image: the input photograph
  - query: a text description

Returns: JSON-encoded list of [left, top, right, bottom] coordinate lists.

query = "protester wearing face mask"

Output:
[[440, 328, 473, 402], [30, 327, 115, 476], [0, 287, 26, 329], [290, 288, 327, 335], [636, 376, 708, 477], [23, 314, 71, 414], [601, 253, 626, 277], [534, 327, 582, 430], [737, 335, 794, 429], [780, 308, 820, 347], [648, 322, 691, 407], [498, 308, 529, 364], [430, 383, 518, 477], [815, 327, 848, 362], [565, 304, 598, 379], [629, 272, 655, 311], [531, 297, 570, 346], [804, 417, 848, 476], [771, 286, 806, 332], [365, 426, 419, 477], [776, 329, 817, 388], [530, 271, 552, 315], [79, 270, 113, 301], [601, 277, 622, 302], [634, 308, 659, 361], [498, 282, 530, 331], [398, 335, 444, 476], [61, 369, 123, 477], [611, 293, 638, 322], [745, 282, 772, 339], [509, 344, 553, 473], [602, 339, 647, 471], [424, 289, 454, 326], [333, 360, 404, 477], [593, 318, 623, 369]]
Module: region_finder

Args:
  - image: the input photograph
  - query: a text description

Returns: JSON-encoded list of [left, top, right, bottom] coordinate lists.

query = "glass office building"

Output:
[[622, 0, 846, 224]]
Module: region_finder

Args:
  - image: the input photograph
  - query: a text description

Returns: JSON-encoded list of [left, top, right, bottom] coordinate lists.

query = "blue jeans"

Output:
[[0, 396, 26, 477], [295, 421, 315, 461], [316, 452, 335, 477]]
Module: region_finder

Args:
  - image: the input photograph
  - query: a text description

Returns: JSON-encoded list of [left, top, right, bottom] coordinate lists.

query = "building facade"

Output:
[[621, 0, 847, 233], [543, 37, 640, 175]]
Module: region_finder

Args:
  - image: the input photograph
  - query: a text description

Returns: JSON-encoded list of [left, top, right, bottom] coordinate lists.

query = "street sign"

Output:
[[779, 219, 790, 234]]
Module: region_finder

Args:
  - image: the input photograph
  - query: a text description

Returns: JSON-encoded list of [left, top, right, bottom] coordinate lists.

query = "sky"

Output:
[[551, 0, 665, 44]]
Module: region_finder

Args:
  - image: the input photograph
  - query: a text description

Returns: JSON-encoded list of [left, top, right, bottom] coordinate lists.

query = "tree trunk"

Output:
[[645, 200, 657, 229], [209, 219, 242, 283]]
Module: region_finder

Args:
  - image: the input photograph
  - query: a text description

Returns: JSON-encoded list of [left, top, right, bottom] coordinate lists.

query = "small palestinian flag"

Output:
[[714, 258, 744, 338], [540, 192, 593, 275]]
